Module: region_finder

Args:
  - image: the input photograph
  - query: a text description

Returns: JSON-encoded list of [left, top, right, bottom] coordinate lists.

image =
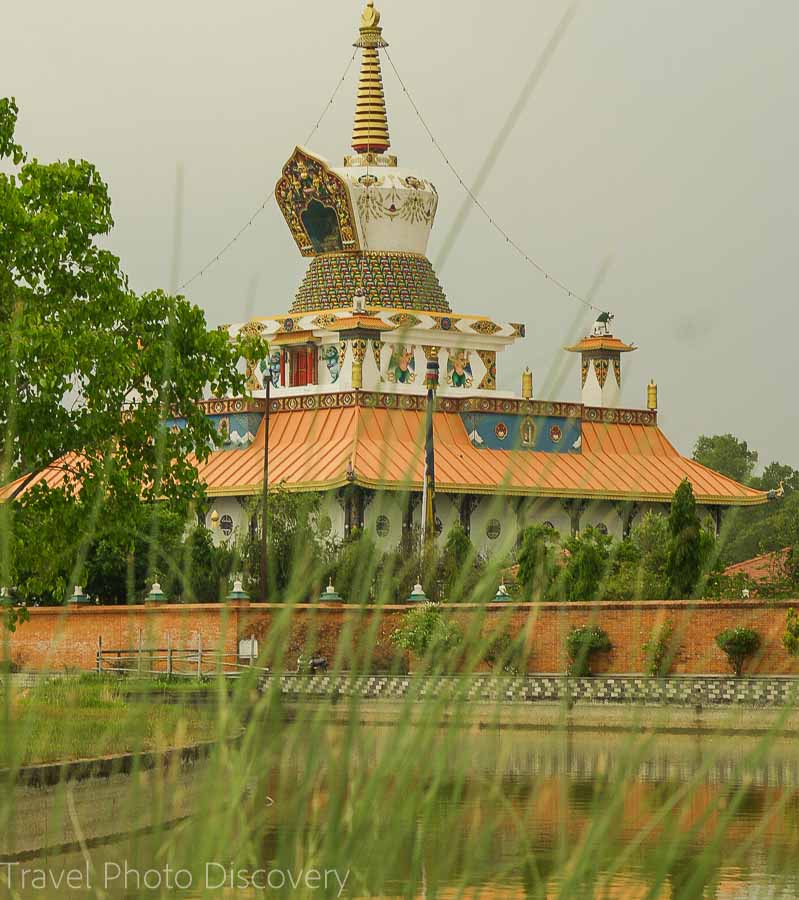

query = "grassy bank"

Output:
[[1, 676, 223, 766]]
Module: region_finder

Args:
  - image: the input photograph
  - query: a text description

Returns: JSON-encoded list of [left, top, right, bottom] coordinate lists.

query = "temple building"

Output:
[[190, 0, 765, 552], [4, 1, 767, 555]]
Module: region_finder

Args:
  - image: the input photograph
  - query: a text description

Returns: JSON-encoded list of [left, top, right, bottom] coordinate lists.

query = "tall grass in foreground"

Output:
[[3, 607, 799, 898]]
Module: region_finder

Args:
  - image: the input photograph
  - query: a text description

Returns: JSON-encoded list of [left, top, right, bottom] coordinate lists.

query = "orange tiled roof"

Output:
[[197, 406, 765, 505], [2, 407, 768, 506], [0, 454, 83, 502], [724, 549, 790, 583]]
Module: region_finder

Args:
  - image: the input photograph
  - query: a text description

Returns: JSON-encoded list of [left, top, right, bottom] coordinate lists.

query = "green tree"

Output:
[[332, 528, 380, 603], [558, 527, 612, 602], [722, 492, 799, 566], [84, 506, 185, 604], [0, 97, 265, 602], [517, 524, 559, 601], [693, 434, 758, 484], [261, 490, 324, 601], [439, 524, 476, 601], [666, 480, 702, 599], [753, 462, 799, 494], [602, 514, 670, 601]]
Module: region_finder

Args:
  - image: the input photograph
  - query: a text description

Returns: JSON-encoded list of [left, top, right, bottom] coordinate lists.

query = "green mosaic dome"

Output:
[[290, 251, 451, 314]]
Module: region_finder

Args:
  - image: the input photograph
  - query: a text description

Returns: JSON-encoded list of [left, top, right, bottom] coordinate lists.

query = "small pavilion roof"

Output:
[[565, 336, 637, 354], [327, 314, 396, 332]]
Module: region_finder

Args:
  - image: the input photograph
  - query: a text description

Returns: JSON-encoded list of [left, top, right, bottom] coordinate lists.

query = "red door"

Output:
[[291, 349, 308, 387]]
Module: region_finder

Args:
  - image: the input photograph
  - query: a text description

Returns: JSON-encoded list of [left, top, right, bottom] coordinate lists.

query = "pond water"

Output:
[[5, 719, 799, 898]]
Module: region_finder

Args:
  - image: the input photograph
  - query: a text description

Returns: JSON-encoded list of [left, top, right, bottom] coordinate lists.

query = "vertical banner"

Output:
[[421, 352, 438, 545]]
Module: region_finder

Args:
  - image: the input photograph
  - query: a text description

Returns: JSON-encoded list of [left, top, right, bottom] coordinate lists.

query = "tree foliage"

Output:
[[782, 608, 799, 658], [715, 627, 761, 677], [517, 524, 558, 600], [0, 97, 265, 602], [439, 524, 477, 601], [2, 597, 28, 633], [390, 603, 462, 671], [666, 480, 702, 599], [693, 434, 758, 484], [566, 624, 612, 676], [642, 621, 677, 676], [483, 628, 527, 675], [559, 527, 613, 602]]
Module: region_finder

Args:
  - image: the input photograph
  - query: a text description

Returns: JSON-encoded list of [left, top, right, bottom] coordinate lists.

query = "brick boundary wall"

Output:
[[4, 600, 799, 676]]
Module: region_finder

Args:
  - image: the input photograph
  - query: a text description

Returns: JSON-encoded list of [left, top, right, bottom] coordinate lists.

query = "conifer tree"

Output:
[[666, 479, 702, 599]]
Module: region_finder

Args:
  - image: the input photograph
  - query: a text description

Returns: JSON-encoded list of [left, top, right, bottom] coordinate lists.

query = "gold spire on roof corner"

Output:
[[350, 0, 391, 158]]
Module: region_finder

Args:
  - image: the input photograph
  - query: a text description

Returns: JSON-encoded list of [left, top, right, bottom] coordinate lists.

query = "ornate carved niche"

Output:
[[275, 147, 360, 257]]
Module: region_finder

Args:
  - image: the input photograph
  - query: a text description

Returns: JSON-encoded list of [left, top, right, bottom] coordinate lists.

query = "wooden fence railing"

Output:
[[95, 634, 265, 678]]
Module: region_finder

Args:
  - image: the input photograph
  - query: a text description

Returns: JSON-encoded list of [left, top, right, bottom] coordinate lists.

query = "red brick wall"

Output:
[[4, 605, 243, 673], [6, 601, 799, 676]]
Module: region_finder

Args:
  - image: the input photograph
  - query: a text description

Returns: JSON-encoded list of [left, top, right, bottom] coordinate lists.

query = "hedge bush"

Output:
[[715, 627, 761, 676], [566, 625, 612, 677]]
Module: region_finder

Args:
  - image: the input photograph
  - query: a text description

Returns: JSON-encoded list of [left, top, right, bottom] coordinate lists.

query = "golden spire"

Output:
[[351, 0, 391, 156]]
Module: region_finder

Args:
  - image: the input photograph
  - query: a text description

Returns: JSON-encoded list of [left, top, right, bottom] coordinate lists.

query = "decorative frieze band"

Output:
[[237, 392, 658, 424]]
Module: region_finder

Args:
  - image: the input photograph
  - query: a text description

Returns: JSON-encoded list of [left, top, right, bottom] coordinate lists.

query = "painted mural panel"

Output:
[[166, 413, 262, 450], [460, 412, 581, 453]]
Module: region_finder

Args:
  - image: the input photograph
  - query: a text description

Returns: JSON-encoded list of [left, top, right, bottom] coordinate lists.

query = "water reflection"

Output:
[[6, 724, 799, 898]]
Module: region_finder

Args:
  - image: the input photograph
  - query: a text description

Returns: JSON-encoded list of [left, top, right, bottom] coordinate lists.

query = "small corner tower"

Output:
[[566, 313, 636, 409]]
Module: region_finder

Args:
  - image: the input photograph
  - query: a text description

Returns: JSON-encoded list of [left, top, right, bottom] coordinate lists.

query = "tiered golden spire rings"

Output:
[[351, 0, 390, 155]]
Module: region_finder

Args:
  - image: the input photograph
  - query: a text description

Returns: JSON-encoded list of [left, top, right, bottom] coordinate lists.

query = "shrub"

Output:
[[642, 621, 676, 677], [782, 608, 799, 657], [566, 625, 612, 676], [715, 627, 761, 676], [390, 603, 462, 671], [483, 629, 527, 675], [366, 643, 410, 675]]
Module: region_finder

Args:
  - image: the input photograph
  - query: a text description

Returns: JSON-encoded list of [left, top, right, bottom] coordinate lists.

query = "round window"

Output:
[[375, 514, 391, 538], [543, 521, 555, 530], [486, 518, 501, 540], [595, 522, 609, 535], [219, 514, 234, 537]]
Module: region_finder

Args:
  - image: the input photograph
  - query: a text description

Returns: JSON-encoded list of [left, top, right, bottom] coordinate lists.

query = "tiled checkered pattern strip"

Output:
[[259, 674, 799, 707]]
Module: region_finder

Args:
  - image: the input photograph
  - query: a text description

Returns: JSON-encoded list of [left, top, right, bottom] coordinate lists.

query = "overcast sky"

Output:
[[6, 0, 797, 468]]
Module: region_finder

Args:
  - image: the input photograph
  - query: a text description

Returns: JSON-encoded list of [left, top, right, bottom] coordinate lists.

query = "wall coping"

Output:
[[10, 600, 799, 616]]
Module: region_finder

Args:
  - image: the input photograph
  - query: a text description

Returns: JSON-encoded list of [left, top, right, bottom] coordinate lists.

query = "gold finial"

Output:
[[361, 0, 379, 29], [351, 0, 390, 156], [522, 367, 533, 400], [647, 379, 658, 411]]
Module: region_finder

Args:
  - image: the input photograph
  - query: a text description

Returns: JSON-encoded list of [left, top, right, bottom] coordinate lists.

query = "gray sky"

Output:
[[6, 0, 797, 468]]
